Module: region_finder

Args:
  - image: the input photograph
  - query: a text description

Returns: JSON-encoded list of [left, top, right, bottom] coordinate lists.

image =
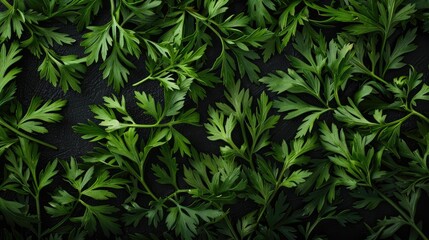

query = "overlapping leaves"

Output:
[[2, 0, 429, 239]]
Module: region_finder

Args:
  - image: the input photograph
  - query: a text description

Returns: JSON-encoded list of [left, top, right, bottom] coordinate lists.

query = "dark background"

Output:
[[12, 3, 429, 239]]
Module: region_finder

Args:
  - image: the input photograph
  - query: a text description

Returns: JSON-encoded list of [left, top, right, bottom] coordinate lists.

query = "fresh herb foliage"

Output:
[[1, 0, 429, 239]]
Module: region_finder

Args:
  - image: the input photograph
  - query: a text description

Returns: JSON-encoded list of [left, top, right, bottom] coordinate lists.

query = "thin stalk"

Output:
[[109, 0, 116, 17], [238, 119, 255, 169], [133, 65, 175, 86], [121, 121, 173, 128], [0, 0, 12, 9], [223, 214, 239, 240], [304, 217, 322, 240], [255, 153, 298, 224], [165, 189, 190, 200], [255, 193, 274, 224], [138, 155, 158, 201], [121, 12, 136, 26], [116, 156, 158, 201], [30, 168, 42, 239], [41, 215, 71, 236], [0, 118, 57, 149], [379, 38, 387, 77], [41, 202, 78, 237], [186, 10, 227, 71], [133, 74, 153, 86], [411, 110, 429, 124], [371, 72, 388, 85], [379, 113, 412, 129], [334, 90, 342, 107], [379, 2, 395, 77], [213, 202, 240, 240], [139, 175, 158, 200], [35, 193, 42, 239], [227, 138, 251, 167], [374, 188, 429, 240], [44, 0, 81, 19]]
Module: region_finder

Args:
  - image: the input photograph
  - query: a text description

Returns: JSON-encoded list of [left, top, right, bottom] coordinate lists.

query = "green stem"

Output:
[[213, 203, 240, 240], [0, 0, 12, 9], [139, 162, 158, 201], [374, 188, 428, 240], [239, 119, 255, 169], [186, 10, 227, 70], [379, 39, 387, 77], [30, 168, 42, 239], [370, 72, 388, 85], [380, 113, 412, 128], [165, 189, 190, 200], [41, 216, 70, 236], [0, 118, 57, 149], [133, 65, 175, 86], [139, 176, 158, 200], [41, 202, 78, 237], [224, 214, 239, 240], [411, 110, 429, 124], [334, 90, 342, 107], [35, 193, 42, 239], [379, 5, 394, 77], [133, 74, 153, 86], [227, 139, 251, 167], [255, 194, 274, 224], [122, 121, 173, 129], [121, 161, 158, 201], [109, 0, 116, 17], [121, 12, 135, 26], [305, 217, 322, 240], [255, 153, 298, 225], [44, 0, 81, 19]]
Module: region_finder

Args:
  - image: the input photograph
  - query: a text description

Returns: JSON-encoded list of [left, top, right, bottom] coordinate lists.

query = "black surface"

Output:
[[10, 5, 429, 240]]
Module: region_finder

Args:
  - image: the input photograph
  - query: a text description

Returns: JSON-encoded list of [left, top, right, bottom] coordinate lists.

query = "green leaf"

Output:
[[383, 29, 417, 72], [0, 8, 25, 41], [38, 50, 86, 92], [278, 3, 309, 48], [237, 211, 257, 239], [0, 197, 36, 228], [350, 189, 383, 210], [0, 42, 22, 93], [247, 0, 275, 27], [281, 170, 312, 188], [205, 108, 236, 142], [164, 90, 186, 117], [16, 97, 66, 134], [73, 121, 108, 142], [81, 171, 126, 200], [319, 123, 350, 158], [76, 0, 103, 30], [166, 204, 222, 240], [107, 128, 140, 163], [100, 44, 134, 91], [135, 91, 162, 120], [45, 190, 76, 217], [274, 95, 328, 138], [71, 204, 121, 237], [207, 0, 229, 19], [38, 159, 58, 190], [81, 22, 113, 64]]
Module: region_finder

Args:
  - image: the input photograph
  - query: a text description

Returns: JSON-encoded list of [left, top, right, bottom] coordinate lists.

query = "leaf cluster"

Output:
[[2, 0, 429, 239]]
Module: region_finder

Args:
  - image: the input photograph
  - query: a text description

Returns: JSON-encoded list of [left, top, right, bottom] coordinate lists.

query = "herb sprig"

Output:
[[1, 0, 429, 239]]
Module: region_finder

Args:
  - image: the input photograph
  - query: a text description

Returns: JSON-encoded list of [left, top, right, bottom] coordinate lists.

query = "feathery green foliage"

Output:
[[1, 0, 429, 239]]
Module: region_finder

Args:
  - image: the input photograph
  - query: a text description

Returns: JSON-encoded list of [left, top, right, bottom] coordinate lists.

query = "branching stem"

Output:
[[0, 117, 57, 149], [373, 188, 428, 240]]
